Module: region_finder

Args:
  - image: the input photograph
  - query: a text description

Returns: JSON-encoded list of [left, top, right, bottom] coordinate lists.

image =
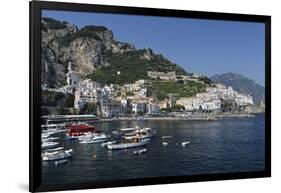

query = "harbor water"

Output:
[[42, 114, 265, 184]]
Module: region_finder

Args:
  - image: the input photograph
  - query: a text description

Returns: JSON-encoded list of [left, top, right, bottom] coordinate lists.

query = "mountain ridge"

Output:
[[210, 72, 264, 104]]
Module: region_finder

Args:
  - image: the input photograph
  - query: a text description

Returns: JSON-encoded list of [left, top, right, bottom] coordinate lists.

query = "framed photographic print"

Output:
[[29, 1, 271, 192]]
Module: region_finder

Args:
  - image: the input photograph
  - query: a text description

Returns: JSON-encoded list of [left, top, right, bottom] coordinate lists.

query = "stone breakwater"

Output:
[[99, 113, 256, 122]]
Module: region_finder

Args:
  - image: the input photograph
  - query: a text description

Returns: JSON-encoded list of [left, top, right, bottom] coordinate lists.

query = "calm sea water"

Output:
[[42, 114, 265, 185]]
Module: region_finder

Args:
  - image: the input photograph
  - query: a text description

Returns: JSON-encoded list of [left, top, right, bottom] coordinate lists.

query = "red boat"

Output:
[[65, 124, 101, 139]]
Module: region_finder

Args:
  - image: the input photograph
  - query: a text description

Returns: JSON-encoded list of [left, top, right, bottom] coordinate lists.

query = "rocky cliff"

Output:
[[41, 17, 136, 87]]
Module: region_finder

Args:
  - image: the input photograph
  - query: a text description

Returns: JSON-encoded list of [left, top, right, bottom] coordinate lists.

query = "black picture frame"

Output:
[[29, 1, 271, 192]]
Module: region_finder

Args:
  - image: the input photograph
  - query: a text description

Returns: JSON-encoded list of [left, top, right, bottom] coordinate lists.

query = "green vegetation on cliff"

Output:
[[151, 80, 206, 100], [42, 17, 67, 31], [41, 91, 74, 107], [87, 50, 187, 85], [57, 25, 104, 47]]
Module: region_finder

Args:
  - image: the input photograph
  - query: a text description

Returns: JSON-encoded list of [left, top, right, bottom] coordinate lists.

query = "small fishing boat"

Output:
[[41, 141, 60, 150], [42, 147, 64, 153], [181, 141, 190, 146], [41, 137, 60, 142], [162, 136, 173, 139], [119, 127, 139, 132], [42, 148, 72, 156], [80, 133, 109, 144], [55, 159, 68, 165], [162, 142, 168, 146], [112, 126, 139, 139], [41, 123, 65, 130], [107, 138, 150, 150], [42, 149, 73, 161], [124, 127, 156, 140], [41, 133, 50, 139], [133, 148, 148, 155]]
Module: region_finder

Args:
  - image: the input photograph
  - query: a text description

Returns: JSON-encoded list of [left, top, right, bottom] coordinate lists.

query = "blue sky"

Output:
[[42, 10, 265, 86]]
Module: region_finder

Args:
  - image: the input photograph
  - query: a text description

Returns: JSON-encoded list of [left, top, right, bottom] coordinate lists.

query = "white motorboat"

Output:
[[107, 138, 150, 150], [119, 127, 139, 132], [162, 136, 173, 139], [112, 126, 139, 139], [78, 132, 96, 141], [41, 141, 60, 150], [42, 149, 73, 161], [133, 148, 148, 155], [41, 123, 65, 129], [181, 141, 190, 146], [162, 142, 168, 146], [42, 148, 72, 156], [42, 147, 64, 153], [124, 127, 156, 140], [41, 137, 60, 142], [42, 129, 66, 136], [101, 141, 116, 147], [80, 133, 109, 144], [41, 133, 50, 139]]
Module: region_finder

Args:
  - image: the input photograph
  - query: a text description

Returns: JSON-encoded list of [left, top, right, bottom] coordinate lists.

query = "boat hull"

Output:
[[80, 138, 109, 144], [42, 153, 71, 161], [41, 142, 59, 150], [107, 139, 150, 150]]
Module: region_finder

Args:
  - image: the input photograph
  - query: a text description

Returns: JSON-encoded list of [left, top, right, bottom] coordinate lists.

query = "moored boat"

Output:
[[162, 142, 168, 146], [42, 149, 73, 161], [162, 136, 173, 139], [77, 132, 96, 141], [41, 141, 60, 150], [41, 137, 60, 142], [107, 138, 150, 150], [101, 141, 116, 147], [41, 133, 50, 139], [181, 141, 190, 146], [119, 127, 139, 132], [80, 133, 109, 144], [42, 147, 64, 153], [65, 124, 101, 140], [124, 127, 156, 140]]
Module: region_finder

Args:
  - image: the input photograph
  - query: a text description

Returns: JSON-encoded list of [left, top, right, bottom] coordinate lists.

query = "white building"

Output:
[[159, 100, 171, 109], [137, 88, 147, 98], [74, 79, 104, 111], [201, 99, 221, 110], [78, 79, 101, 93], [146, 103, 160, 115], [132, 103, 146, 114], [176, 98, 203, 111], [120, 99, 128, 109], [123, 80, 148, 97], [66, 62, 81, 87], [101, 101, 123, 117], [147, 71, 177, 80], [235, 94, 254, 106]]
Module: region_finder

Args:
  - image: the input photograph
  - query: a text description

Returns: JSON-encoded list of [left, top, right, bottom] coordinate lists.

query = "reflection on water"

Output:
[[42, 114, 265, 185]]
